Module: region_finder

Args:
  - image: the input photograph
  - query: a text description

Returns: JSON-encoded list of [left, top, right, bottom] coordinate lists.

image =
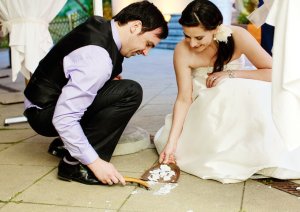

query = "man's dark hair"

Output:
[[113, 1, 168, 39]]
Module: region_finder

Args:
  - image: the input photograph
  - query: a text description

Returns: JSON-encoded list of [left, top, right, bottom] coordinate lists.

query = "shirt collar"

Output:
[[111, 19, 121, 50]]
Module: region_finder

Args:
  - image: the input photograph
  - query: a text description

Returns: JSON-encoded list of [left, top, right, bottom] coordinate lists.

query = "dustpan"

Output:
[[140, 163, 180, 183]]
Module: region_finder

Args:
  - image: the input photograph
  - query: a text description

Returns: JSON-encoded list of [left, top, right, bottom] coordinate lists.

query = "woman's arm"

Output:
[[233, 26, 272, 81], [207, 26, 273, 87], [160, 43, 193, 164]]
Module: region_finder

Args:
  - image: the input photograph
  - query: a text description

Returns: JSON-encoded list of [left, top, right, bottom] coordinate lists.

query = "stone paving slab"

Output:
[[0, 203, 5, 209], [0, 103, 28, 128], [111, 149, 158, 173], [120, 174, 243, 212], [0, 139, 58, 166], [0, 68, 26, 93], [0, 164, 53, 201], [1, 203, 108, 212], [242, 180, 300, 211], [128, 114, 166, 136], [0, 128, 36, 143], [0, 143, 11, 151], [13, 170, 136, 210], [0, 92, 24, 105]]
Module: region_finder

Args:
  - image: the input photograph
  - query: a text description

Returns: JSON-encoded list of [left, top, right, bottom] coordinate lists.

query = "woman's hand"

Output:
[[206, 71, 230, 88], [159, 142, 177, 164]]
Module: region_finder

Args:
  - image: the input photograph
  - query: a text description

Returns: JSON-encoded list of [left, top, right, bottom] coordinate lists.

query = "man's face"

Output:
[[120, 21, 162, 58]]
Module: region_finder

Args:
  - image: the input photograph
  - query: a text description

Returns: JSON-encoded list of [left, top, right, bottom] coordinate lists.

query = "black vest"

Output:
[[24, 16, 124, 108]]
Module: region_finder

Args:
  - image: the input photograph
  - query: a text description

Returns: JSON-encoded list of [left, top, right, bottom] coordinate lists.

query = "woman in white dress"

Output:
[[154, 0, 300, 183]]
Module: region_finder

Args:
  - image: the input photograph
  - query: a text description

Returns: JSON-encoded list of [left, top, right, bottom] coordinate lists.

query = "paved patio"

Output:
[[1, 48, 300, 212]]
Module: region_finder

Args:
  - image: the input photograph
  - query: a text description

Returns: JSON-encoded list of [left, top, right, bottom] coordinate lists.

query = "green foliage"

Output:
[[237, 12, 250, 24], [237, 0, 259, 24], [0, 36, 9, 48], [244, 0, 258, 14], [103, 0, 112, 19], [58, 0, 93, 17]]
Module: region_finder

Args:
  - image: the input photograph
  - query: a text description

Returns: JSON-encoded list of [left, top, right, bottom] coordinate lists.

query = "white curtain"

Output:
[[210, 0, 233, 25], [249, 0, 300, 150], [93, 0, 103, 16], [266, 0, 300, 150], [0, 0, 66, 81]]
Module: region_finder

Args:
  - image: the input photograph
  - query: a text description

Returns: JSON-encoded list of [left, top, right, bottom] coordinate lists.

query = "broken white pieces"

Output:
[[148, 164, 176, 182]]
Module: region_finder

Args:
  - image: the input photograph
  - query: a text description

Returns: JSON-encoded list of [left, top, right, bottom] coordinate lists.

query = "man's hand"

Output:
[[87, 157, 126, 185]]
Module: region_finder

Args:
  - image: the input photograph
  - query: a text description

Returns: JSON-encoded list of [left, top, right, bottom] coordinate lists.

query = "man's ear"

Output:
[[130, 20, 142, 34]]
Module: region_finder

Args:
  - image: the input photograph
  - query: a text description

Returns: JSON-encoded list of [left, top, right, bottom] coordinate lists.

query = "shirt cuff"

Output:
[[78, 146, 99, 165]]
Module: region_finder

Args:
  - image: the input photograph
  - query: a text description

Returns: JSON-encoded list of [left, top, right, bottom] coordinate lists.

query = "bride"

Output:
[[154, 0, 300, 183]]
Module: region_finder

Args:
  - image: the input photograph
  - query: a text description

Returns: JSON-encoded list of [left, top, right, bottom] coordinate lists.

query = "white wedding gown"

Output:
[[154, 56, 300, 183]]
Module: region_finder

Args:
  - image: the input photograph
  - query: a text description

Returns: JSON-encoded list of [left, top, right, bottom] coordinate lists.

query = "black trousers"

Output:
[[24, 79, 143, 162]]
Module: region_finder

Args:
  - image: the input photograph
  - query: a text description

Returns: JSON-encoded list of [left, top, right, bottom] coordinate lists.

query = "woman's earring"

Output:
[[213, 34, 219, 43], [213, 34, 217, 42]]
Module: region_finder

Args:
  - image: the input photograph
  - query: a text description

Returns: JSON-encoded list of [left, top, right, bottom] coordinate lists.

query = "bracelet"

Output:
[[227, 69, 235, 78]]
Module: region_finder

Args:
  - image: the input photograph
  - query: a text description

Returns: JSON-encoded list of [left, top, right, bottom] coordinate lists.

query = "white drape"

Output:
[[0, 0, 66, 81], [249, 0, 300, 150], [210, 0, 233, 25], [247, 0, 274, 28], [93, 0, 103, 16], [267, 0, 300, 150]]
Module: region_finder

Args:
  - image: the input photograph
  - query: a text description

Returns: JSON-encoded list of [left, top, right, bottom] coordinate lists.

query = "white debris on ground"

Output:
[[133, 177, 178, 195], [147, 164, 176, 182], [148, 180, 158, 186], [131, 190, 139, 195], [153, 183, 178, 195], [132, 182, 178, 196], [296, 187, 300, 191], [130, 164, 179, 196], [104, 200, 112, 211]]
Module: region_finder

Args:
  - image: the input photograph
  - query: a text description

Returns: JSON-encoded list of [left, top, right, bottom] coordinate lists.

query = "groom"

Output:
[[23, 1, 168, 186]]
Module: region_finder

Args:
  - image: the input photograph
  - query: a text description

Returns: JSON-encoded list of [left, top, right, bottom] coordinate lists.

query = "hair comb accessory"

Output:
[[193, 12, 203, 26]]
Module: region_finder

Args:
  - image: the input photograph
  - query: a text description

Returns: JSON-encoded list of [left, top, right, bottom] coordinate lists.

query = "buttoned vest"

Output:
[[24, 16, 124, 108]]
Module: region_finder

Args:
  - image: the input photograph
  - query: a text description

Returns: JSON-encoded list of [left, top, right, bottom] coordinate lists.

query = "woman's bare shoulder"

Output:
[[229, 25, 248, 33], [174, 40, 189, 53], [230, 25, 253, 41], [173, 40, 193, 70]]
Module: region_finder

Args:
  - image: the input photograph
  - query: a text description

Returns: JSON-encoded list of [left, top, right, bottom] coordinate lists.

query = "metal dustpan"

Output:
[[140, 163, 180, 183]]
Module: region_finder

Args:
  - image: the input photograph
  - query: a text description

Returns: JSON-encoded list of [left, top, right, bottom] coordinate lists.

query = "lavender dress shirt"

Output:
[[25, 20, 122, 165]]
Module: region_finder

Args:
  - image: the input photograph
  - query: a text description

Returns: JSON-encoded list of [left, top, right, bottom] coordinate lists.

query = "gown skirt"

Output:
[[154, 57, 300, 183]]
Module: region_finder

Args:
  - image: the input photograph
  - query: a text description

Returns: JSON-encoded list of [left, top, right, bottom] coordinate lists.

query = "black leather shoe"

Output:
[[48, 138, 68, 158], [57, 159, 101, 185]]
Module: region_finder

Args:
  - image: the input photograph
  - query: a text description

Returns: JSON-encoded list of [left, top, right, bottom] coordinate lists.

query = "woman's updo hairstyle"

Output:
[[179, 0, 234, 72]]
